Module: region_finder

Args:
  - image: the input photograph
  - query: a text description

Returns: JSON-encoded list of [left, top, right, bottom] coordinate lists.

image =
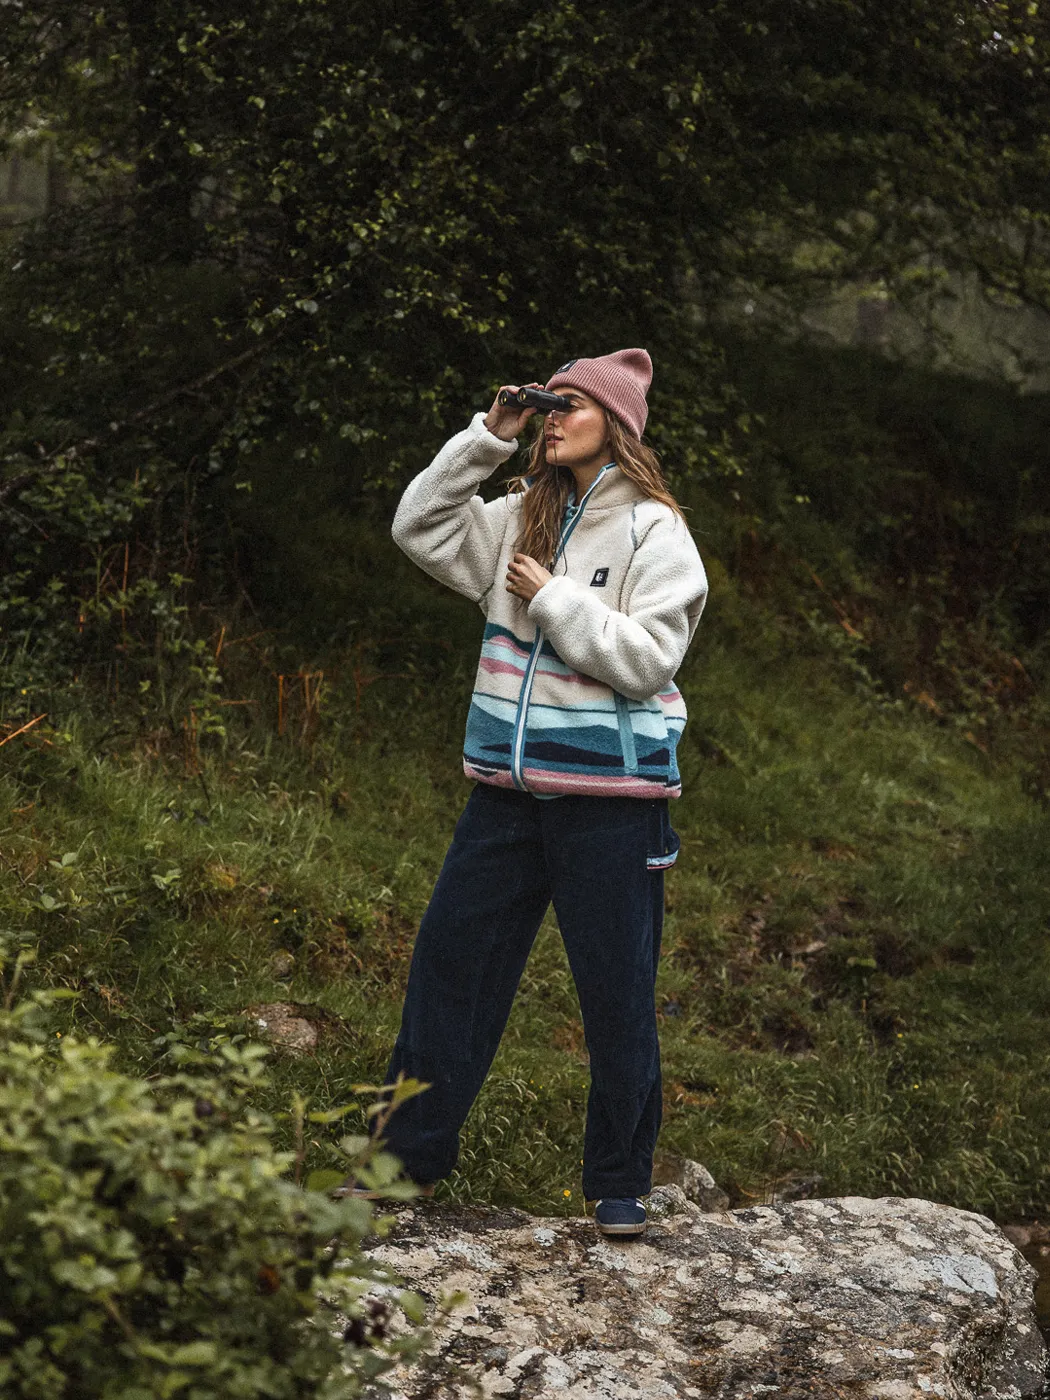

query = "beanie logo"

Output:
[[555, 359, 578, 372], [590, 568, 609, 588]]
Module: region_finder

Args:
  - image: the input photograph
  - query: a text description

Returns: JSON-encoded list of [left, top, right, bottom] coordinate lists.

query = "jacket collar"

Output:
[[565, 463, 645, 513]]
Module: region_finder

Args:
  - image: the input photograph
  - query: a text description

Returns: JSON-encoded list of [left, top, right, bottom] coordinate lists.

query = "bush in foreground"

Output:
[[0, 940, 431, 1400]]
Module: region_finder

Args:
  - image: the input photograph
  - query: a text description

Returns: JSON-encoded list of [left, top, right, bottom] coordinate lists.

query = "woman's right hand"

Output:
[[483, 383, 543, 442]]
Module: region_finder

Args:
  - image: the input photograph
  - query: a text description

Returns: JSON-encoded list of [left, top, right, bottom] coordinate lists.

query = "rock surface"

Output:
[[363, 1187, 1047, 1399], [246, 1001, 318, 1053], [653, 1155, 732, 1215]]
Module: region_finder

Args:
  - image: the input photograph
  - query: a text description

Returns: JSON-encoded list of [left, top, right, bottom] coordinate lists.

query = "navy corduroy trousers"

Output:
[[380, 781, 678, 1201]]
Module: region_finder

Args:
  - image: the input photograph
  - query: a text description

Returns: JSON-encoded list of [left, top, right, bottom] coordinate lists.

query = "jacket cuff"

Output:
[[528, 574, 576, 628], [467, 411, 518, 456]]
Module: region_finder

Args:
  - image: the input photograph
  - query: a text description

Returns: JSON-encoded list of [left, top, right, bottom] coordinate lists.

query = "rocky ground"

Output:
[[358, 1187, 1048, 1400]]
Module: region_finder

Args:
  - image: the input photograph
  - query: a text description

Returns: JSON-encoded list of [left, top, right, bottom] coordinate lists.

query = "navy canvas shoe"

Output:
[[594, 1197, 647, 1238]]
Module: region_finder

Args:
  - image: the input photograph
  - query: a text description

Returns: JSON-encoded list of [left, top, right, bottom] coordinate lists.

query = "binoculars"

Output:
[[497, 387, 573, 413]]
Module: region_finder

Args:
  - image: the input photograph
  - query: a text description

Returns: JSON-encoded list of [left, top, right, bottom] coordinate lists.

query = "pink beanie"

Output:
[[545, 348, 653, 439]]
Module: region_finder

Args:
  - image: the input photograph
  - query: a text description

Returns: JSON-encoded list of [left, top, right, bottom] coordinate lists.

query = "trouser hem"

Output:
[[583, 1180, 654, 1202]]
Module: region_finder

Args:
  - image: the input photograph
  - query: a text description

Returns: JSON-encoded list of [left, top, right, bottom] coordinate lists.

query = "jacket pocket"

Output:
[[613, 692, 639, 775], [646, 800, 681, 871]]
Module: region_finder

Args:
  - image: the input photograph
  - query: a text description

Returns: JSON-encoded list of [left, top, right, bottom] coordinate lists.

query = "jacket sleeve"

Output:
[[391, 413, 519, 605], [526, 510, 708, 701]]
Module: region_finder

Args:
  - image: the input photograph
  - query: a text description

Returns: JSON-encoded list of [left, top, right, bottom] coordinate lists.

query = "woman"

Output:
[[358, 349, 707, 1238]]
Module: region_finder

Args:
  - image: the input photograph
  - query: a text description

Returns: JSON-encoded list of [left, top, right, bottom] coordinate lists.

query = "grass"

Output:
[[3, 541, 1049, 1229]]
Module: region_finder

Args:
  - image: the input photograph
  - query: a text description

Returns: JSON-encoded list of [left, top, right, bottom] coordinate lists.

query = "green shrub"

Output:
[[0, 940, 432, 1400]]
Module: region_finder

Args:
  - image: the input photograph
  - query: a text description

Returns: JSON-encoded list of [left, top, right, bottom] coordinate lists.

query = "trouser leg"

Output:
[[544, 796, 666, 1202], [380, 784, 550, 1184]]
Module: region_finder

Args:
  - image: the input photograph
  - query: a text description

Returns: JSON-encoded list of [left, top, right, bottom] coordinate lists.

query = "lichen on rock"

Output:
[[359, 1190, 1048, 1399]]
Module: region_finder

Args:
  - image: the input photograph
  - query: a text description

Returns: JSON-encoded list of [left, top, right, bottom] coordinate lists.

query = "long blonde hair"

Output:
[[505, 409, 687, 568]]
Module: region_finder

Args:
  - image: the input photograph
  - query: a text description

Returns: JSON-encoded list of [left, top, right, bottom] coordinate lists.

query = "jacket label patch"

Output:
[[590, 568, 609, 587]]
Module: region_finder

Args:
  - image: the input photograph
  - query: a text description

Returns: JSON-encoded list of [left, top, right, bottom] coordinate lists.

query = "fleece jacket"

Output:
[[391, 413, 709, 800]]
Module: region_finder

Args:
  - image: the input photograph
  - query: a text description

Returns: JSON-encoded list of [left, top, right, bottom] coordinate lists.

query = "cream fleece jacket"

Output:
[[392, 413, 708, 798]]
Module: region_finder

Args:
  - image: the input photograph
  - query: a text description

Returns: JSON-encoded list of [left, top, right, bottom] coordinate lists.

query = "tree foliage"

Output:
[[0, 0, 1048, 712]]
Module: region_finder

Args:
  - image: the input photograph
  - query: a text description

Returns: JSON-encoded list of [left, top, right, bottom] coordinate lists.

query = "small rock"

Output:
[[1004, 1224, 1033, 1250], [1006, 1221, 1050, 1249], [654, 1153, 731, 1213], [648, 1184, 701, 1219], [247, 1002, 318, 1054], [768, 1169, 825, 1204], [270, 950, 296, 981], [681, 1158, 732, 1212]]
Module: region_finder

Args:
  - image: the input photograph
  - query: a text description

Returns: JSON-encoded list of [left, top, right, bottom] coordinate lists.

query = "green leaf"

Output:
[[338, 1134, 372, 1159], [398, 1290, 427, 1324], [305, 1169, 347, 1193], [306, 1103, 359, 1124], [170, 1342, 219, 1366]]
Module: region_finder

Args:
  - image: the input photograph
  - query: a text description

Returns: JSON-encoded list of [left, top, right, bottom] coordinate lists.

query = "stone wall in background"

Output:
[[725, 268, 1050, 396], [799, 274, 1050, 395], [0, 147, 66, 226]]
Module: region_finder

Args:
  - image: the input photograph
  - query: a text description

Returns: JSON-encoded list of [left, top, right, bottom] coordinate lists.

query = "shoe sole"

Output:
[[596, 1221, 647, 1237]]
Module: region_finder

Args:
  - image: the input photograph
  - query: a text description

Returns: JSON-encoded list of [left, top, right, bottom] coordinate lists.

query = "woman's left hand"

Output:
[[505, 553, 553, 603]]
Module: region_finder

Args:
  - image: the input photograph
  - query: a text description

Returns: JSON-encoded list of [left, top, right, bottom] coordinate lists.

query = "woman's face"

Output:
[[543, 389, 610, 470]]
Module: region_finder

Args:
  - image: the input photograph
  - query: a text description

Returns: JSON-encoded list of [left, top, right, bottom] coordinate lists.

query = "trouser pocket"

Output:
[[645, 799, 680, 871]]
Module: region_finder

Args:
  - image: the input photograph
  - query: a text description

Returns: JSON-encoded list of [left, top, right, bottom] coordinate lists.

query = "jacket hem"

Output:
[[464, 760, 680, 799]]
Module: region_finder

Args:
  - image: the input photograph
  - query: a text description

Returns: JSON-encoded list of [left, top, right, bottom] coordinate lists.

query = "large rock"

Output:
[[363, 1187, 1047, 1399]]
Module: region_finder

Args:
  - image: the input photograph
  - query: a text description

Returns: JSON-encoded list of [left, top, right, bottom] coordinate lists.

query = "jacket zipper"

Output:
[[509, 464, 616, 791]]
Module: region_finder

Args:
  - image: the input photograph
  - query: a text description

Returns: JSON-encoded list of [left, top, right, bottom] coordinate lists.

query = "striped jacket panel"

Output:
[[463, 624, 687, 797]]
